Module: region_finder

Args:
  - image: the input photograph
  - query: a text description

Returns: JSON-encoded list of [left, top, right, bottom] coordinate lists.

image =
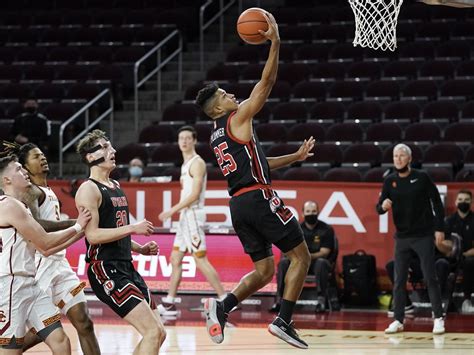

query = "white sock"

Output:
[[162, 295, 175, 304]]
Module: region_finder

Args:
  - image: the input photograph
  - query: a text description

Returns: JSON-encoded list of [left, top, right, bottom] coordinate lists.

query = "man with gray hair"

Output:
[[376, 143, 446, 335]]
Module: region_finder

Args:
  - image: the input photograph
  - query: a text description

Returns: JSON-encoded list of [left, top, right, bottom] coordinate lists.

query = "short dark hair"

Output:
[[0, 141, 38, 166], [195, 82, 219, 109], [458, 189, 472, 199], [178, 125, 197, 140]]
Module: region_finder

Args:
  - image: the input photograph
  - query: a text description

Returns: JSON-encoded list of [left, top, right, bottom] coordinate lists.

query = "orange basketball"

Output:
[[236, 8, 269, 45]]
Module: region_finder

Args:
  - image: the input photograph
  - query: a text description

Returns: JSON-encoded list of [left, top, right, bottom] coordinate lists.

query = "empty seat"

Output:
[[315, 25, 349, 43], [310, 102, 345, 121], [311, 62, 346, 80], [363, 167, 391, 182], [287, 123, 325, 142], [423, 143, 464, 167], [384, 101, 421, 122], [151, 144, 182, 165], [425, 167, 452, 182], [323, 167, 362, 182], [326, 122, 363, 142], [101, 27, 136, 44], [292, 81, 327, 101], [399, 42, 435, 59], [365, 122, 402, 142], [402, 80, 438, 100], [464, 146, 474, 164], [226, 45, 261, 63], [383, 61, 418, 79], [279, 25, 312, 42], [90, 65, 123, 82], [282, 167, 321, 181], [92, 9, 124, 26], [41, 28, 71, 44], [272, 102, 308, 121], [34, 84, 66, 101], [266, 143, 301, 158], [328, 81, 364, 100], [42, 103, 76, 122], [116, 142, 148, 164], [365, 80, 400, 100], [347, 102, 383, 122], [436, 41, 471, 60], [0, 65, 23, 82], [295, 44, 331, 62], [138, 124, 175, 143], [422, 101, 459, 121], [255, 123, 287, 142], [48, 47, 81, 63], [444, 122, 474, 143], [461, 101, 474, 119], [305, 143, 343, 167], [23, 65, 56, 82], [16, 47, 48, 63], [194, 124, 213, 143], [404, 122, 442, 142], [66, 83, 101, 99], [0, 48, 15, 65], [419, 60, 455, 79], [347, 61, 382, 80], [278, 63, 311, 86], [455, 168, 474, 182], [206, 64, 239, 82], [114, 47, 147, 63], [342, 143, 383, 167], [254, 103, 272, 122], [57, 65, 91, 81], [456, 61, 474, 79], [161, 103, 198, 123], [81, 47, 113, 63], [267, 81, 291, 101], [330, 43, 364, 61], [0, 83, 31, 99], [240, 64, 264, 81], [439, 80, 474, 99]]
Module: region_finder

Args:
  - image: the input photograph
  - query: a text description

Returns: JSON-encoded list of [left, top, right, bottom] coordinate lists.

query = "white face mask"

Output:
[[129, 166, 143, 177]]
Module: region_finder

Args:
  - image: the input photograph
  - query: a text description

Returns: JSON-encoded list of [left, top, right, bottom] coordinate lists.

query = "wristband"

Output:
[[72, 223, 82, 233]]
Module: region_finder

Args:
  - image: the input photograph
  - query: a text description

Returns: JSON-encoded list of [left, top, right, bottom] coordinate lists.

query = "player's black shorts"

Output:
[[87, 260, 156, 318], [229, 187, 304, 262]]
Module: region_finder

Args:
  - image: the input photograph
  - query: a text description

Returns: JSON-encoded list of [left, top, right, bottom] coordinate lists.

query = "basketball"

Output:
[[236, 7, 269, 45]]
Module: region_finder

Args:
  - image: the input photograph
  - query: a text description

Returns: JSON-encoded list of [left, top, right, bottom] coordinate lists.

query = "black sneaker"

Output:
[[204, 298, 227, 344], [268, 316, 308, 349], [269, 302, 281, 313]]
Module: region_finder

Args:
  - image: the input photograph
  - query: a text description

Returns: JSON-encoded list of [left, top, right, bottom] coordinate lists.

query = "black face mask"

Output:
[[304, 214, 318, 225], [457, 202, 471, 214], [25, 107, 37, 114], [395, 165, 409, 173]]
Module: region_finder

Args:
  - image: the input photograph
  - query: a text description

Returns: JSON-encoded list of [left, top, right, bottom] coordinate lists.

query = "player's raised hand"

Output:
[[295, 136, 316, 162], [259, 11, 279, 42], [76, 206, 92, 230], [133, 219, 155, 236], [140, 241, 159, 256]]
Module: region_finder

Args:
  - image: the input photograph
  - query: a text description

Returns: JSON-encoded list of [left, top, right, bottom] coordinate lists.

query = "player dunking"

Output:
[[74, 130, 166, 354], [196, 11, 315, 349], [158, 126, 225, 315], [0, 142, 100, 354], [0, 155, 91, 354]]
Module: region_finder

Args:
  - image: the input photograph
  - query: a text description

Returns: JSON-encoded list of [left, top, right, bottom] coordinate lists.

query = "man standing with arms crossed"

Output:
[[0, 142, 100, 354], [196, 11, 315, 349], [0, 154, 91, 354], [158, 125, 226, 315], [377, 143, 446, 335], [75, 129, 166, 354]]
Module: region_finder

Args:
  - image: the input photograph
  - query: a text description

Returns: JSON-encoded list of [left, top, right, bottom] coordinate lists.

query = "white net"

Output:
[[349, 0, 404, 52]]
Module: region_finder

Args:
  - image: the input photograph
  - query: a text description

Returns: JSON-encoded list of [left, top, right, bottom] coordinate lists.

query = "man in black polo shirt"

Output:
[[445, 189, 474, 313], [270, 200, 336, 312]]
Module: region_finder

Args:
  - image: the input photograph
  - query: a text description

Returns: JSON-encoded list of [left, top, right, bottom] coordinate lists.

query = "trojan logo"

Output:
[[392, 181, 397, 188], [103, 280, 115, 295], [313, 235, 321, 244], [0, 310, 6, 323]]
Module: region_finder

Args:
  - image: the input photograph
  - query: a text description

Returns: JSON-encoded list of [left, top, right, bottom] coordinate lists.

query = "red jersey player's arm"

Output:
[[0, 197, 88, 256], [267, 137, 315, 170], [75, 181, 154, 245]]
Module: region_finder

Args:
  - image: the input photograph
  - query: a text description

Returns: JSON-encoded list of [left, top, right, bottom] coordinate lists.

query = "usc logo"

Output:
[[0, 310, 6, 323]]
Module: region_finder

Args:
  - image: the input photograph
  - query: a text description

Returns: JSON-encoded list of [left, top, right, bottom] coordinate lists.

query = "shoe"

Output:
[[461, 299, 474, 314], [385, 320, 404, 334], [204, 298, 227, 344], [269, 302, 280, 313], [433, 317, 445, 335], [387, 304, 415, 317], [268, 316, 308, 349], [157, 302, 178, 316]]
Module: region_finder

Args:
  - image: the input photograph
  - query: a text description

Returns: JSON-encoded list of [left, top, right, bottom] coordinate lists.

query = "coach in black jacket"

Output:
[[376, 143, 445, 335]]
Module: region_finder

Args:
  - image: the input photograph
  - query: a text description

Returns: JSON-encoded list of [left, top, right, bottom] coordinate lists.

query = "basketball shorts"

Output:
[[0, 275, 61, 349], [229, 188, 304, 262], [35, 255, 86, 315], [173, 208, 207, 257], [87, 260, 156, 318]]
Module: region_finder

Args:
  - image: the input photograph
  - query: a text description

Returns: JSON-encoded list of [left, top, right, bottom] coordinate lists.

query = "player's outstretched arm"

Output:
[[235, 11, 280, 122], [0, 198, 90, 256], [267, 136, 315, 170], [75, 181, 154, 245]]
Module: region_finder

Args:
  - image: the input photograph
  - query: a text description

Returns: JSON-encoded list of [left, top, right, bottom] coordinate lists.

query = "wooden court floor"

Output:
[[24, 296, 474, 354]]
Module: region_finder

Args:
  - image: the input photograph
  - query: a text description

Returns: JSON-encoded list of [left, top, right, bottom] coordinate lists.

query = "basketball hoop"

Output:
[[349, 0, 404, 52]]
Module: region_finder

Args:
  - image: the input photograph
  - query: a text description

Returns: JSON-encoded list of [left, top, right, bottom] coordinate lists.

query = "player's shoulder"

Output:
[[76, 179, 100, 195], [0, 195, 27, 213]]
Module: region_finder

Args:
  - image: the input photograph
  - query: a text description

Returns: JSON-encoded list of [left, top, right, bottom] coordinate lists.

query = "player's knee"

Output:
[[49, 330, 71, 353], [259, 265, 275, 284], [75, 314, 95, 336], [143, 322, 166, 348]]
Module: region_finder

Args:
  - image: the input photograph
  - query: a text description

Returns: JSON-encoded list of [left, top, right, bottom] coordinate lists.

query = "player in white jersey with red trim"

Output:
[[0, 154, 91, 354], [5, 142, 100, 354], [158, 126, 226, 315]]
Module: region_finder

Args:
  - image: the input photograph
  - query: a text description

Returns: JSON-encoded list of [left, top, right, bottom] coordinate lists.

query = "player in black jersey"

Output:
[[196, 11, 315, 349], [75, 130, 166, 354]]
